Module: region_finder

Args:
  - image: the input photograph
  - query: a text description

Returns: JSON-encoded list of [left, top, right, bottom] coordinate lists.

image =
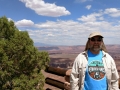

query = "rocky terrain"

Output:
[[37, 45, 120, 90]]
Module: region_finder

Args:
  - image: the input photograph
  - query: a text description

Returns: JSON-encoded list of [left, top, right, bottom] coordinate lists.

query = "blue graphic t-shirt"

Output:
[[83, 50, 107, 90]]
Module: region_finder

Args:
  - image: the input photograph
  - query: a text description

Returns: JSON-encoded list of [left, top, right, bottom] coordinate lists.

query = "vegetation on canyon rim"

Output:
[[0, 16, 50, 90]]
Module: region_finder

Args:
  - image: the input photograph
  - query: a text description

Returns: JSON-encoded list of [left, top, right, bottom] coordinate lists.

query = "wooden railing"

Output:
[[45, 66, 71, 90], [45, 66, 120, 90]]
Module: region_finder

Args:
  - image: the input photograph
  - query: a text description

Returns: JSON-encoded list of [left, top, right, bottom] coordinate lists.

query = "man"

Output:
[[70, 32, 119, 90]]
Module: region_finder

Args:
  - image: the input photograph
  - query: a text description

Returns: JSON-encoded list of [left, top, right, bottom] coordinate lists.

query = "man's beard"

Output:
[[93, 47, 101, 52], [90, 44, 102, 52]]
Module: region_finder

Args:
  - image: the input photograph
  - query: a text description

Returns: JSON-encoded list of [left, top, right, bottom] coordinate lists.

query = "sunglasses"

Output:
[[90, 38, 102, 42]]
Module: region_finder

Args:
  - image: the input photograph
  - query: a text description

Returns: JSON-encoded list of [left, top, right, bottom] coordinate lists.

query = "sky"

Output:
[[0, 0, 120, 46]]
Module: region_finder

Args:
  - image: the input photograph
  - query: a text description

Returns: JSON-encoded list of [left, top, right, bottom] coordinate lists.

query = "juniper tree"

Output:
[[0, 16, 50, 90]]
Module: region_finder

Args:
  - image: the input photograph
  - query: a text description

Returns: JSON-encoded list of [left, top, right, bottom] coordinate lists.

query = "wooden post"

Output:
[[45, 77, 64, 89], [45, 66, 68, 76]]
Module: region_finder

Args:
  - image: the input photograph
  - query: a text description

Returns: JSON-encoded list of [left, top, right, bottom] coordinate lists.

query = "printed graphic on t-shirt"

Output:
[[88, 60, 105, 80]]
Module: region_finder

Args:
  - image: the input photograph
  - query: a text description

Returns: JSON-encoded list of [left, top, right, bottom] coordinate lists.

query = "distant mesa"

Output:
[[34, 42, 53, 47]]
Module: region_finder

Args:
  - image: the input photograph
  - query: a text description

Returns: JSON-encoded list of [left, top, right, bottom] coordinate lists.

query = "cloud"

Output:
[[15, 19, 34, 27], [77, 8, 120, 22], [77, 13, 102, 22], [86, 5, 91, 10], [47, 33, 55, 37], [25, 18, 117, 45], [75, 0, 93, 3], [25, 19, 120, 45], [7, 18, 13, 21], [15, 8, 120, 45], [19, 0, 70, 17], [35, 20, 81, 31], [104, 8, 120, 17], [76, 0, 87, 3]]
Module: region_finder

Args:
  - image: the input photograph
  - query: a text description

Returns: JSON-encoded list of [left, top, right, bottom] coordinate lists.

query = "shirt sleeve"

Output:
[[111, 56, 119, 90], [70, 55, 81, 90]]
